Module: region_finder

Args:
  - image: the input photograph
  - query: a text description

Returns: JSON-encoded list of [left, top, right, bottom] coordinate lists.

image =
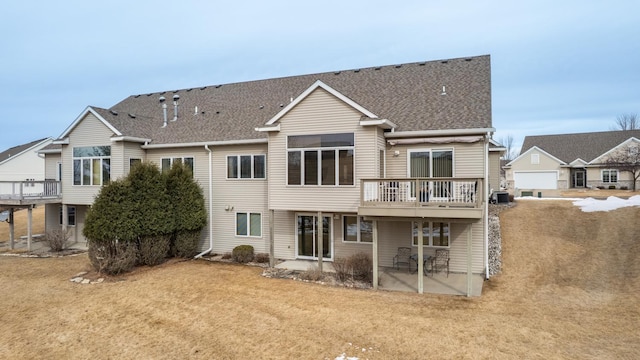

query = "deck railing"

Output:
[[360, 177, 483, 208], [0, 180, 62, 200]]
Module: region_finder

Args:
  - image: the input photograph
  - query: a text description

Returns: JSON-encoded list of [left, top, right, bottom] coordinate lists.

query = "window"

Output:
[[59, 206, 76, 226], [236, 212, 262, 237], [408, 149, 453, 198], [343, 216, 373, 243], [161, 157, 194, 175], [227, 155, 266, 179], [602, 169, 618, 183], [412, 221, 450, 247], [531, 153, 540, 165], [130, 158, 142, 169], [73, 146, 111, 186], [287, 133, 354, 186]]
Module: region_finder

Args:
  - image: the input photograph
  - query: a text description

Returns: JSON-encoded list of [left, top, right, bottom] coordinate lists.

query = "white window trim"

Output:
[[405, 147, 455, 177], [59, 206, 76, 227], [235, 211, 262, 238], [411, 221, 451, 248], [161, 156, 195, 174], [286, 134, 356, 187], [601, 169, 618, 183], [342, 215, 373, 244], [226, 154, 266, 180], [294, 212, 334, 260]]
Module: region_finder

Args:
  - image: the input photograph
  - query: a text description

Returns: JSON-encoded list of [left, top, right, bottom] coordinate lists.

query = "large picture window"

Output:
[[73, 146, 111, 186], [343, 215, 373, 243], [287, 133, 354, 186], [227, 155, 265, 179], [236, 212, 262, 237], [412, 221, 450, 247]]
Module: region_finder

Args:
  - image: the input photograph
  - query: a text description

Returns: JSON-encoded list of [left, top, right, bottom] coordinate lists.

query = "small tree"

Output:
[[498, 134, 519, 161], [128, 162, 174, 265], [166, 161, 207, 257], [602, 143, 640, 191], [84, 180, 138, 274]]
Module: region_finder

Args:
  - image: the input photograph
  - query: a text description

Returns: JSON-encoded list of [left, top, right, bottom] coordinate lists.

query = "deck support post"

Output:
[[466, 224, 473, 297], [317, 211, 323, 272], [372, 220, 378, 290], [8, 208, 15, 250], [27, 205, 33, 252], [269, 209, 275, 268], [418, 221, 424, 294]]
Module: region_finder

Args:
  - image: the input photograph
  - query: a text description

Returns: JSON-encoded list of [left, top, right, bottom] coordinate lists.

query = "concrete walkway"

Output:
[[379, 269, 484, 296], [275, 259, 335, 272]]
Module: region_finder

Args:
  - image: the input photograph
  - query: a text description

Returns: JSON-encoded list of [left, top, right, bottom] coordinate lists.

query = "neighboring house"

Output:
[[38, 55, 496, 294], [0, 138, 53, 197], [504, 130, 640, 194]]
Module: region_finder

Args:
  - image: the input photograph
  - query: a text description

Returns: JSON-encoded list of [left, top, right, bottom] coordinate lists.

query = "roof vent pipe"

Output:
[[159, 96, 168, 127], [172, 95, 180, 121]]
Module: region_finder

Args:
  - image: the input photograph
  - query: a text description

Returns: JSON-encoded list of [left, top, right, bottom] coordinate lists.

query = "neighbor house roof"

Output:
[[61, 55, 492, 145], [520, 130, 640, 164], [0, 138, 51, 164]]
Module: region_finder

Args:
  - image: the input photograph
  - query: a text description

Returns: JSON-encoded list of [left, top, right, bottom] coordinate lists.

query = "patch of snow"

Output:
[[334, 354, 358, 360], [573, 195, 640, 212]]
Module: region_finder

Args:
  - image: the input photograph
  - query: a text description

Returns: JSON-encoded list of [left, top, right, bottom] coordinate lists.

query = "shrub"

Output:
[[347, 252, 373, 283], [44, 229, 70, 252], [254, 253, 270, 263], [221, 252, 232, 260], [173, 230, 202, 258], [299, 268, 325, 282], [332, 257, 350, 282], [88, 241, 137, 275], [232, 245, 254, 263], [137, 235, 170, 266]]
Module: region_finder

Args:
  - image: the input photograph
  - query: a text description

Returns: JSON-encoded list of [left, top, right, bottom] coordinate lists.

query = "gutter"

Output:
[[485, 131, 491, 279], [195, 145, 214, 258], [385, 127, 496, 139], [142, 138, 267, 149]]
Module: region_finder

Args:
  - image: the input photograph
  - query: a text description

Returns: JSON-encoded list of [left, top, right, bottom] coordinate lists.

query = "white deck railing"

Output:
[[361, 178, 482, 208], [0, 180, 62, 200]]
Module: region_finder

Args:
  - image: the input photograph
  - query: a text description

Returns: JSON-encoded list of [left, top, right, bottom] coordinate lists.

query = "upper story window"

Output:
[[161, 157, 194, 176], [227, 155, 266, 179], [73, 146, 111, 186], [287, 133, 354, 186]]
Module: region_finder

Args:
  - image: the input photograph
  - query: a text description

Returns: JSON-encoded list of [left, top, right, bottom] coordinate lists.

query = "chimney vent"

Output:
[[172, 95, 180, 121], [159, 96, 168, 127]]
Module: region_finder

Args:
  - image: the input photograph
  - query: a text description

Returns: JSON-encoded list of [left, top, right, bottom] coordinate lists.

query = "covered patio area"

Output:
[[379, 269, 484, 296]]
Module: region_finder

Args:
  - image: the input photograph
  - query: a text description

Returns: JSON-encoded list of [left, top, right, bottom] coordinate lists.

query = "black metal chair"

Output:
[[393, 247, 416, 272], [433, 249, 449, 277]]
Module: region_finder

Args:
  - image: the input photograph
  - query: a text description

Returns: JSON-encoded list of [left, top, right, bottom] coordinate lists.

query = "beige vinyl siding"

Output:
[[44, 153, 61, 180], [268, 88, 379, 213], [210, 144, 269, 254], [62, 113, 117, 205], [273, 210, 295, 259], [489, 151, 501, 192], [385, 141, 485, 178], [333, 215, 374, 259], [375, 220, 484, 273], [508, 149, 562, 172], [44, 203, 59, 234], [122, 142, 145, 177]]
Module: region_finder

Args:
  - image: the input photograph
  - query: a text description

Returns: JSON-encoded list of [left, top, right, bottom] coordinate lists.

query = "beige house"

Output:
[[504, 130, 640, 195], [33, 55, 497, 295]]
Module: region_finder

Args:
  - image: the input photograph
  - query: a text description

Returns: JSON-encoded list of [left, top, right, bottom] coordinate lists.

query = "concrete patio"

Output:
[[274, 260, 484, 296]]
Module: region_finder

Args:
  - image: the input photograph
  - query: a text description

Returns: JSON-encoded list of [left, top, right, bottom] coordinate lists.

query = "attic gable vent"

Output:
[[110, 110, 118, 116]]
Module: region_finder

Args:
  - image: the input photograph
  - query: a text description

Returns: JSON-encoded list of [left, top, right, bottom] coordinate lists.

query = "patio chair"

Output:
[[393, 247, 416, 272], [433, 249, 449, 277]]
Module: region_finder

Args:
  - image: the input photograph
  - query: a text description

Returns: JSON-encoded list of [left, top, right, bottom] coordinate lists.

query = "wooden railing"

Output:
[[0, 180, 62, 200], [360, 177, 483, 208]]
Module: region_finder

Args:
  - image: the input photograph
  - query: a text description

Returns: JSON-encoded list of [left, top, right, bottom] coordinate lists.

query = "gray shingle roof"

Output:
[[0, 138, 50, 163], [97, 55, 491, 145], [520, 130, 640, 163]]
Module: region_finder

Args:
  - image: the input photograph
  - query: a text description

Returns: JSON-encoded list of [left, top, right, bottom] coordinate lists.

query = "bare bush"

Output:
[[332, 257, 350, 281], [44, 229, 70, 252], [254, 253, 270, 263], [88, 241, 137, 275], [299, 268, 326, 282], [347, 253, 373, 283], [137, 235, 170, 266]]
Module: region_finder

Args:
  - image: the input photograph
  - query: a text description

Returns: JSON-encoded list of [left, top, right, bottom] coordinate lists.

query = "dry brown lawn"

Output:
[[0, 206, 46, 245], [1, 200, 639, 359]]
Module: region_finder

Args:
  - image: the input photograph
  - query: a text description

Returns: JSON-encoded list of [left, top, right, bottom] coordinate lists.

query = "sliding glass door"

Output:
[[408, 149, 453, 199], [296, 214, 332, 259]]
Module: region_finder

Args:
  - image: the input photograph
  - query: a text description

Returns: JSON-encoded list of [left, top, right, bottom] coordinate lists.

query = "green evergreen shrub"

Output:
[[232, 245, 254, 263], [166, 161, 207, 258]]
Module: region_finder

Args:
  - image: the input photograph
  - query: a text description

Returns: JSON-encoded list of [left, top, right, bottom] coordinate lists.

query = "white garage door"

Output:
[[514, 171, 557, 189]]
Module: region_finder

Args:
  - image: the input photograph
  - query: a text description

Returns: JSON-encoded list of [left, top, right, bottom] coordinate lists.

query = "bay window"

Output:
[[73, 146, 111, 186]]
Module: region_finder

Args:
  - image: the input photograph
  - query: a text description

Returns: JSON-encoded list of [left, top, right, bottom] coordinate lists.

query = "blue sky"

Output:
[[1, 1, 638, 153]]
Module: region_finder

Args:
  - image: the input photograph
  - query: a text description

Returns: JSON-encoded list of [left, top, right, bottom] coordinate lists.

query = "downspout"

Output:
[[484, 132, 490, 279], [195, 145, 214, 258]]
